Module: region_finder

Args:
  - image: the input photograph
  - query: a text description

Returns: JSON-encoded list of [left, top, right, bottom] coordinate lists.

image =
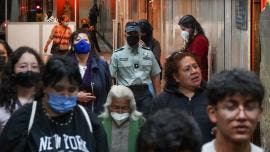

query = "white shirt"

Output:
[[202, 140, 264, 152]]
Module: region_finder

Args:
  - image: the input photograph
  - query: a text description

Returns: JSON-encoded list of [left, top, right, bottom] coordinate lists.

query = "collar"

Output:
[[125, 44, 139, 54]]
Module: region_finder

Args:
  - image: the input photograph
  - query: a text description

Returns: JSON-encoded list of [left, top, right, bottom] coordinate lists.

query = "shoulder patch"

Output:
[[114, 47, 124, 52], [142, 46, 151, 50]]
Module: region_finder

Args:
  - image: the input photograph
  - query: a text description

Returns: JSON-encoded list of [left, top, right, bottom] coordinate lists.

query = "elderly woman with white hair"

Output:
[[99, 85, 145, 152]]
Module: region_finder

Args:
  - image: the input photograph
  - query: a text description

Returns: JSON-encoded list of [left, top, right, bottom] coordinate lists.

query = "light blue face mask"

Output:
[[74, 39, 91, 54], [48, 93, 77, 113]]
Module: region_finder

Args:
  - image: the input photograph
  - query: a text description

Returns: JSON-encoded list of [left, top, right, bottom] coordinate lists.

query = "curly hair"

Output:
[[0, 46, 44, 113], [206, 68, 265, 106], [164, 51, 200, 87], [137, 108, 202, 152]]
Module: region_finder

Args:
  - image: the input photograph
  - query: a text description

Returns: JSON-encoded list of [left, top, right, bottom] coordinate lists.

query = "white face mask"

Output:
[[110, 112, 129, 125], [181, 31, 189, 41], [63, 22, 69, 27]]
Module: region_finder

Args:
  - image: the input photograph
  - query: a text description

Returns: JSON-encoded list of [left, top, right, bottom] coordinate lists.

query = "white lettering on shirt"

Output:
[[38, 134, 89, 152]]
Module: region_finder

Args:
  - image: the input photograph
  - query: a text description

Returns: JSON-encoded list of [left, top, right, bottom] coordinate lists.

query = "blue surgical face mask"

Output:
[[74, 39, 91, 54], [48, 93, 77, 113]]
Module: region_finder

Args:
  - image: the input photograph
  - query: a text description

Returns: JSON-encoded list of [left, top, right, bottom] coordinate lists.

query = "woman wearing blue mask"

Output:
[[0, 56, 109, 152], [69, 29, 112, 115]]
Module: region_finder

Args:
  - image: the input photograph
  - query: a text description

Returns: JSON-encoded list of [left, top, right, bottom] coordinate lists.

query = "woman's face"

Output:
[[174, 56, 202, 90], [14, 52, 40, 74], [0, 43, 8, 62], [73, 33, 90, 45], [180, 26, 193, 35], [45, 76, 79, 98]]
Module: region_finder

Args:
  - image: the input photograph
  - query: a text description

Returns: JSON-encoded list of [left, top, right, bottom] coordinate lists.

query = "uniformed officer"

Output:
[[110, 22, 161, 114]]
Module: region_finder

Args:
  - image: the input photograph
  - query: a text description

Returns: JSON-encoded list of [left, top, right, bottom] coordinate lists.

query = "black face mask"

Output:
[[141, 35, 151, 44], [15, 71, 41, 88], [0, 56, 6, 71], [127, 35, 139, 48]]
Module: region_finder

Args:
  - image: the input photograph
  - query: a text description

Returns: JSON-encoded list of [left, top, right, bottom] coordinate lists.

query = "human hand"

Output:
[[77, 91, 96, 103], [44, 46, 48, 53]]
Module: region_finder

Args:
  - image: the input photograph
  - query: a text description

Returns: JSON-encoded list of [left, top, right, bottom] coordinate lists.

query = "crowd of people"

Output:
[[0, 9, 265, 152]]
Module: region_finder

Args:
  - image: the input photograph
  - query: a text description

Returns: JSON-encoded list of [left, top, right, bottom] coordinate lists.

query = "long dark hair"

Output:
[[178, 15, 205, 36], [0, 46, 44, 113], [178, 15, 206, 48]]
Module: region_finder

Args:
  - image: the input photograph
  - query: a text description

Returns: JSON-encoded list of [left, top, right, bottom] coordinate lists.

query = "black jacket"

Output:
[[0, 101, 108, 152], [149, 82, 214, 144]]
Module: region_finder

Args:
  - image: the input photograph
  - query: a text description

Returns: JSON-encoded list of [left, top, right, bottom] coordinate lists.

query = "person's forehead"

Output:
[[219, 93, 258, 104], [111, 97, 130, 105]]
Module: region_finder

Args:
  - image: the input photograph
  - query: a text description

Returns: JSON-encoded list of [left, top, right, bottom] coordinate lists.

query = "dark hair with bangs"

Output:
[[43, 56, 82, 88], [178, 14, 205, 35], [164, 51, 200, 87], [206, 69, 265, 106]]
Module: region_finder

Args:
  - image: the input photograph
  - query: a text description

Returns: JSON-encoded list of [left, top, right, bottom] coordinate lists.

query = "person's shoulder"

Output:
[[250, 143, 264, 152], [202, 140, 216, 152], [194, 34, 209, 42], [141, 46, 151, 51], [114, 46, 125, 53]]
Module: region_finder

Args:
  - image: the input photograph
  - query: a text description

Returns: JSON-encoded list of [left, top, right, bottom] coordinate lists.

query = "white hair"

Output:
[[98, 85, 143, 120]]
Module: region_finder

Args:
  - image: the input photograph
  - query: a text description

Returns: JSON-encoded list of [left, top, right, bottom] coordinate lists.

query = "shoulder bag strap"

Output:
[[78, 105, 93, 133], [28, 101, 37, 135]]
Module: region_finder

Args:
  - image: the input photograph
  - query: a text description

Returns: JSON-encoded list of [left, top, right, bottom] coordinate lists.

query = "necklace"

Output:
[[42, 106, 74, 126]]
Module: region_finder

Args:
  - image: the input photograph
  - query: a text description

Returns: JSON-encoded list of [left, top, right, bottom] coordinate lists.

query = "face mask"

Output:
[[74, 40, 91, 54], [0, 56, 6, 71], [48, 93, 77, 114], [15, 71, 41, 88], [181, 31, 189, 41], [127, 35, 139, 48], [63, 22, 69, 27], [111, 112, 129, 125]]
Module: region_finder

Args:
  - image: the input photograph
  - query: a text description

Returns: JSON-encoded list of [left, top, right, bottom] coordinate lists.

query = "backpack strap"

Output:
[[28, 101, 37, 135], [78, 105, 93, 133]]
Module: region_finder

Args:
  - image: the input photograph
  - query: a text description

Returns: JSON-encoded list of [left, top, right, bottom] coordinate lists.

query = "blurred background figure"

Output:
[[178, 15, 209, 81], [69, 29, 111, 114], [43, 10, 57, 22], [0, 40, 13, 79], [44, 14, 72, 55], [0, 56, 108, 151], [99, 85, 144, 152], [137, 19, 161, 71], [204, 69, 264, 152], [88, 3, 101, 52], [137, 108, 202, 152], [149, 51, 213, 143], [137, 19, 162, 96], [0, 46, 43, 134]]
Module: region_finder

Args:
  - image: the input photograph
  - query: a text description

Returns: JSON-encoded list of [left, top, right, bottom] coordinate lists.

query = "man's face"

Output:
[[208, 93, 262, 143]]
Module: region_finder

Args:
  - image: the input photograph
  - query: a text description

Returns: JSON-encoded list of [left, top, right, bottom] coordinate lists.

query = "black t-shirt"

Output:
[[0, 101, 108, 152]]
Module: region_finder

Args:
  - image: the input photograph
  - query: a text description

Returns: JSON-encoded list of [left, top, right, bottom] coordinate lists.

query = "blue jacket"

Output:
[[71, 54, 112, 114]]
